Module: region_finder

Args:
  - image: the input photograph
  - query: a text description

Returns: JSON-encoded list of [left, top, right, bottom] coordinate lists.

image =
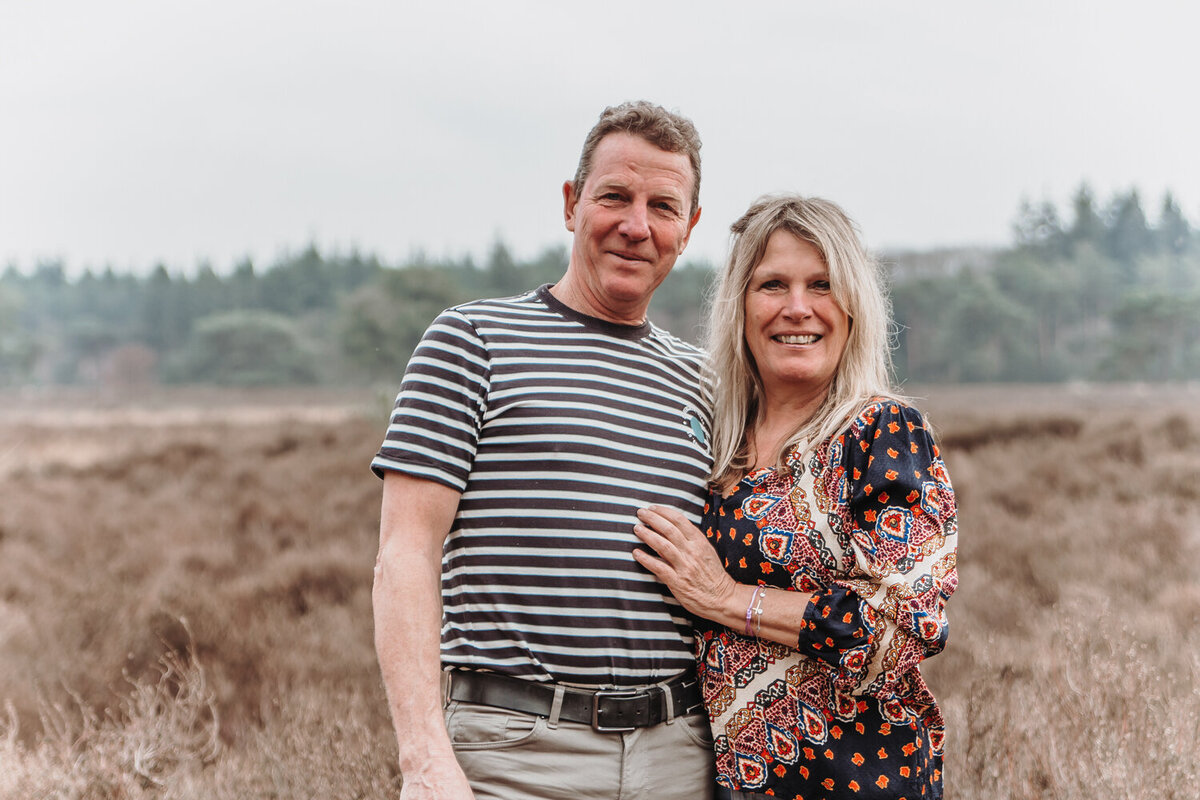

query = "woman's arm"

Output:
[[801, 401, 958, 696], [634, 400, 958, 699], [632, 505, 816, 648]]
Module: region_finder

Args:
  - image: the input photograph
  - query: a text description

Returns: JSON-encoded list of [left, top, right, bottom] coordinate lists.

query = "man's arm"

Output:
[[373, 471, 474, 799]]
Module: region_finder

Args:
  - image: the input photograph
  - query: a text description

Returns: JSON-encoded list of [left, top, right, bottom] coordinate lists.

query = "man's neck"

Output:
[[548, 277, 648, 326]]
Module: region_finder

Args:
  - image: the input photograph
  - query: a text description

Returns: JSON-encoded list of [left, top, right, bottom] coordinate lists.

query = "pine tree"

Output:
[[1067, 183, 1104, 247], [1105, 189, 1154, 265], [1157, 192, 1191, 255]]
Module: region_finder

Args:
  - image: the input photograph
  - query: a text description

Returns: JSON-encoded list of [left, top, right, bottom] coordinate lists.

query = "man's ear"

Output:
[[563, 181, 579, 232], [678, 206, 702, 253]]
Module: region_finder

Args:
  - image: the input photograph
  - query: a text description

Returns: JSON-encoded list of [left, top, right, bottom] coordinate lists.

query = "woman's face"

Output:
[[743, 230, 850, 401]]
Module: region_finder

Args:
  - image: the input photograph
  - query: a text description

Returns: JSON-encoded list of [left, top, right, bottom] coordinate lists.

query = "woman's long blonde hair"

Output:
[[705, 194, 900, 486]]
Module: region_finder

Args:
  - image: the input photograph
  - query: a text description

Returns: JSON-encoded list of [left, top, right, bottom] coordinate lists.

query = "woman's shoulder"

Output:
[[856, 396, 927, 425], [784, 397, 937, 472], [841, 396, 934, 447]]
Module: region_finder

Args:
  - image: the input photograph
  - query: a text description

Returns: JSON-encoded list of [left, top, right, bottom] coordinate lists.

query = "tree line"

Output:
[[892, 186, 1198, 382], [1, 184, 1196, 389]]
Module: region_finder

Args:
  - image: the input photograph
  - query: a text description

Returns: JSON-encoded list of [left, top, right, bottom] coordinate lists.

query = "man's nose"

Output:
[[618, 203, 651, 240]]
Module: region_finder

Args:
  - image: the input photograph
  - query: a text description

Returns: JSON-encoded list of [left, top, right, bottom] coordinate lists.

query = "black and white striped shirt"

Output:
[[372, 285, 712, 686]]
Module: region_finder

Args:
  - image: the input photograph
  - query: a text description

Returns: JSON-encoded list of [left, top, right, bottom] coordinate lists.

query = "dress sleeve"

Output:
[[795, 401, 958, 697], [370, 309, 491, 490]]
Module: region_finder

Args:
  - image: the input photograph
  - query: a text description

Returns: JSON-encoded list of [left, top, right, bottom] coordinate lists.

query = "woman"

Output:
[[633, 195, 957, 800]]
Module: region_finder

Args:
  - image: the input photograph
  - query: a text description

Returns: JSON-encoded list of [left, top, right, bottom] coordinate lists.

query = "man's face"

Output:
[[561, 133, 701, 324]]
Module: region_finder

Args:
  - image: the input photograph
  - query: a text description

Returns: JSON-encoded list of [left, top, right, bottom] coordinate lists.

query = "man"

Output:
[[372, 101, 713, 800]]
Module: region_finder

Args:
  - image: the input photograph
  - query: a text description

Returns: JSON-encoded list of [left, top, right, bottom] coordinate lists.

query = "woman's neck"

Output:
[[747, 385, 828, 471]]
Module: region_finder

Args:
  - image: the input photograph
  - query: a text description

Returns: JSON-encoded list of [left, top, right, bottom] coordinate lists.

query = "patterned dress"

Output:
[[698, 401, 957, 799]]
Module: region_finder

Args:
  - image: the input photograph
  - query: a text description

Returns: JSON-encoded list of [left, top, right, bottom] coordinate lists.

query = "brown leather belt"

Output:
[[445, 669, 704, 732]]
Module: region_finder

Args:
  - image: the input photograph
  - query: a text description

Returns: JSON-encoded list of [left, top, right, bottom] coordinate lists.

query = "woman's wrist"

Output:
[[714, 582, 759, 632], [722, 585, 819, 646], [744, 585, 764, 635]]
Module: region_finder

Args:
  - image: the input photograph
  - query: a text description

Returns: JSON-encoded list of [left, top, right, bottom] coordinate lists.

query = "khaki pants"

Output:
[[444, 699, 716, 800]]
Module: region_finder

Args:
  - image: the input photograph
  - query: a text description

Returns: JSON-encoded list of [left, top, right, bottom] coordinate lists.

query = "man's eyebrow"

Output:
[[590, 179, 685, 202], [591, 178, 628, 193], [649, 187, 686, 203]]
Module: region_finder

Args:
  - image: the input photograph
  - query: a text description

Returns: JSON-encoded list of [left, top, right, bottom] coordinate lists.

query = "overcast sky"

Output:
[[2, 1, 1197, 276]]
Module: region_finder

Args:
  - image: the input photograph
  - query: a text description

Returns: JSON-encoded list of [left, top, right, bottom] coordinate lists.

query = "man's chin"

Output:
[[600, 276, 667, 308], [600, 255, 654, 276]]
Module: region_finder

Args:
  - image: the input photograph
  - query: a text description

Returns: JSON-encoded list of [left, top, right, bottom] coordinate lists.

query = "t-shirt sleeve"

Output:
[[370, 309, 490, 491], [795, 401, 958, 696]]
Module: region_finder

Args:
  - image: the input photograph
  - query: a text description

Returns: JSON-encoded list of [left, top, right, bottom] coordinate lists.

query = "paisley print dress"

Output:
[[699, 401, 957, 799]]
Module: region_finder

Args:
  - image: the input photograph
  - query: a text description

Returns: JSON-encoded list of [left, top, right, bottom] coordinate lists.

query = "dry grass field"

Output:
[[1, 384, 1198, 799]]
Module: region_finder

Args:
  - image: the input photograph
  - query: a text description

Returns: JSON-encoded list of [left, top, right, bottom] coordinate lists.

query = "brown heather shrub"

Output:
[[956, 617, 1200, 799], [0, 646, 401, 799], [0, 639, 220, 798], [918, 384, 1200, 798], [1, 384, 1198, 797]]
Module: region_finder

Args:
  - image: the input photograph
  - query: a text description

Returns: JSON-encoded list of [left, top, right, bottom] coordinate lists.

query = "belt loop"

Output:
[[547, 684, 566, 729], [659, 679, 675, 725], [441, 670, 453, 708]]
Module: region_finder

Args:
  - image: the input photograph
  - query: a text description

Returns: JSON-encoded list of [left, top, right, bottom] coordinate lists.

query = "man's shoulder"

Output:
[[645, 321, 706, 360], [447, 288, 546, 319]]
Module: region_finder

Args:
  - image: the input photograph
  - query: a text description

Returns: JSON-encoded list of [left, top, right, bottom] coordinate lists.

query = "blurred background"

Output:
[[1, 2, 1198, 798], [3, 0, 1199, 389]]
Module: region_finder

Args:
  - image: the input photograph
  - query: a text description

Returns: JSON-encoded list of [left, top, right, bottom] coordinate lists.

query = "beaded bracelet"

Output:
[[753, 587, 766, 638], [744, 585, 764, 636]]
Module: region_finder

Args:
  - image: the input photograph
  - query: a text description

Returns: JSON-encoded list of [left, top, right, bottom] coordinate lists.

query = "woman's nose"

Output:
[[781, 289, 812, 318]]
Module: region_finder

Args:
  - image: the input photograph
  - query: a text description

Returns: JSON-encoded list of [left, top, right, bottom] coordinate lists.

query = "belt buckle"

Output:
[[590, 687, 644, 733]]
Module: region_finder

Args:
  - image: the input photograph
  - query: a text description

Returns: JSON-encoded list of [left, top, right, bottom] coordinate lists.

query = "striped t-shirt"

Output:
[[371, 285, 713, 687]]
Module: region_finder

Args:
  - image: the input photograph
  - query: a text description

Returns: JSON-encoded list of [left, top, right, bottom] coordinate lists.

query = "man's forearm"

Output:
[[373, 540, 454, 772], [373, 473, 472, 798]]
